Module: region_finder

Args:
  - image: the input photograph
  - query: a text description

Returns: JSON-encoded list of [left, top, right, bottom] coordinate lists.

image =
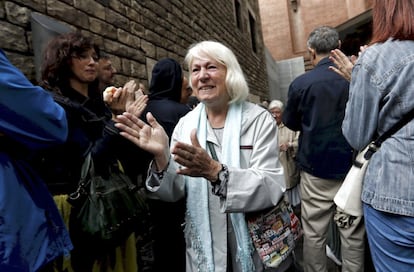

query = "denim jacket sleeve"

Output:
[[342, 52, 383, 151]]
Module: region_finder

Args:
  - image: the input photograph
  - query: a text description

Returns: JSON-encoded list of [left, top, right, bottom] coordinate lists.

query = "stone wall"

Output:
[[0, 0, 269, 99]]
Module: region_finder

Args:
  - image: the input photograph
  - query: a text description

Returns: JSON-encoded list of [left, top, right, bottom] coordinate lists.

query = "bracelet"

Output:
[[155, 169, 165, 180], [153, 157, 170, 180], [210, 164, 229, 197], [211, 164, 229, 184]]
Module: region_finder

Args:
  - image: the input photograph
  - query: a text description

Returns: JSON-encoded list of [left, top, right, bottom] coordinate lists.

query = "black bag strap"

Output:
[[207, 141, 218, 161], [68, 153, 92, 201], [80, 153, 92, 181], [365, 107, 414, 159]]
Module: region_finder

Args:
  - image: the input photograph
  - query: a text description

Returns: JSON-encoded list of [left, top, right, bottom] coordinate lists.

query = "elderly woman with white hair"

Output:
[[268, 100, 300, 207], [115, 41, 291, 271]]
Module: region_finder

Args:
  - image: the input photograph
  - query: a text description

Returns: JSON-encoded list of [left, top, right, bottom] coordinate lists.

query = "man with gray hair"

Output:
[[282, 26, 365, 272]]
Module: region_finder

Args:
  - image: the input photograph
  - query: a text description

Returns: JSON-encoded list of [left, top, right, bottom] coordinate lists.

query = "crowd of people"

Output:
[[1, 0, 413, 271]]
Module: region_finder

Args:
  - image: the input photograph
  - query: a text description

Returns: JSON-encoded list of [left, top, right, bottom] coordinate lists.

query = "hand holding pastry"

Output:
[[103, 86, 120, 104]]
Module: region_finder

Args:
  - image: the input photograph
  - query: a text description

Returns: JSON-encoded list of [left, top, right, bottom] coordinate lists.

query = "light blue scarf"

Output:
[[185, 102, 255, 272]]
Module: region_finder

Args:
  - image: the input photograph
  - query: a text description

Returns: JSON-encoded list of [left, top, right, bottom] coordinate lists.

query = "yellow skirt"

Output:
[[52, 195, 138, 272]]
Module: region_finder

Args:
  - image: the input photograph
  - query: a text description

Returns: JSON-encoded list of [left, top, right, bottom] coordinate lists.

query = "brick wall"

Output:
[[259, 0, 372, 61], [0, 0, 269, 100]]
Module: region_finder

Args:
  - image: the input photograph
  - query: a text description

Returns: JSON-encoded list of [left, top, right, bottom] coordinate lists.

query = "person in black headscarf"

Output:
[[144, 58, 192, 136], [141, 58, 191, 272]]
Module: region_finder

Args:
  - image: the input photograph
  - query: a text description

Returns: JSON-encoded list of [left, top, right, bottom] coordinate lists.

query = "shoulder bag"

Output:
[[246, 199, 302, 268], [68, 153, 150, 248], [335, 108, 414, 216], [207, 141, 302, 269]]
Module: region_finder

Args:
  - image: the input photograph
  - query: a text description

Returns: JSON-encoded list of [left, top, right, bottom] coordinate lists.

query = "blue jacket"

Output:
[[283, 57, 353, 180], [342, 39, 414, 217], [0, 49, 72, 271]]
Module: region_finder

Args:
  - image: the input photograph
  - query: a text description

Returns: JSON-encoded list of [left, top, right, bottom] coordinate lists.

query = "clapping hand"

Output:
[[126, 88, 148, 118], [329, 49, 356, 81], [104, 80, 137, 115], [329, 46, 368, 81], [172, 129, 221, 181], [279, 143, 289, 152]]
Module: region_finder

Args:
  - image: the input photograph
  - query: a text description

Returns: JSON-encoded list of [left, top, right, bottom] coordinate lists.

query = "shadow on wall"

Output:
[[31, 12, 71, 83]]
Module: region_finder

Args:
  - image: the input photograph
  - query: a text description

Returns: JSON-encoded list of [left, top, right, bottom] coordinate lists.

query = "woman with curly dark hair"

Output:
[[36, 31, 146, 272]]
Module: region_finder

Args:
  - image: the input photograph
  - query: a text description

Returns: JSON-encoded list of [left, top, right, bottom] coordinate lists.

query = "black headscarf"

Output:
[[148, 58, 182, 102]]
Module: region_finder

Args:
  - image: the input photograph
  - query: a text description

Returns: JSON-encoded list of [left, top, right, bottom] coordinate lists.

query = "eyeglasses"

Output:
[[71, 52, 99, 62]]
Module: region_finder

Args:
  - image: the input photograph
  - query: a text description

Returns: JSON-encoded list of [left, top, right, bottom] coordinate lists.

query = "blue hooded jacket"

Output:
[[0, 49, 72, 271]]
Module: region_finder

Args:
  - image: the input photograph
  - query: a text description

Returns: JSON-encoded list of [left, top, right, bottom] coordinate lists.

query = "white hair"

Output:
[[268, 100, 284, 111], [184, 40, 249, 104]]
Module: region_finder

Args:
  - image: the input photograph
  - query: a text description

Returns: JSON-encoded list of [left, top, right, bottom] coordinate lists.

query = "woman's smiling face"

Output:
[[190, 57, 229, 105]]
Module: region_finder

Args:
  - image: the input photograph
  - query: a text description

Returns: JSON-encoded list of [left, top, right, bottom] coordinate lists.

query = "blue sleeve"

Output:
[[282, 82, 303, 131], [342, 54, 381, 150], [0, 49, 68, 149]]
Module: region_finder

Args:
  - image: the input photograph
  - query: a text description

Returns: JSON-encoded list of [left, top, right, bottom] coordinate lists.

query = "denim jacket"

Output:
[[342, 39, 414, 217]]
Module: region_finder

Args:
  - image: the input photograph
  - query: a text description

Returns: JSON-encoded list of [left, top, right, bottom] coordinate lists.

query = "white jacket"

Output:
[[147, 101, 288, 272]]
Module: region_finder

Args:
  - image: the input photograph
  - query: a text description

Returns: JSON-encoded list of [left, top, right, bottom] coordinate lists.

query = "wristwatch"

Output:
[[213, 164, 229, 184]]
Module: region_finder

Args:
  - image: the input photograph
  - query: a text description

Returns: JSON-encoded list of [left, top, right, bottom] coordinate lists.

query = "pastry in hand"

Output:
[[103, 86, 117, 103]]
